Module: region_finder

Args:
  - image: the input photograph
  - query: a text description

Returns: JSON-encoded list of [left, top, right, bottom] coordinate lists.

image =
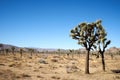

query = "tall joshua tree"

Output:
[[95, 20, 111, 71], [70, 21, 100, 74]]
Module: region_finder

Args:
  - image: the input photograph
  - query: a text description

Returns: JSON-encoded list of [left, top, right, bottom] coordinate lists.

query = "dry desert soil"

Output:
[[0, 53, 120, 80]]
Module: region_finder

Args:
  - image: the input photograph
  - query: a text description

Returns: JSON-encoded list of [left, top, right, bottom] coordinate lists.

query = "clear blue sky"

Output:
[[0, 0, 120, 49]]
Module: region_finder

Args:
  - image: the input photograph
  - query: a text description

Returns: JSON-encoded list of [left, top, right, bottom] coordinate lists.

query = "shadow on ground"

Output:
[[111, 69, 120, 73]]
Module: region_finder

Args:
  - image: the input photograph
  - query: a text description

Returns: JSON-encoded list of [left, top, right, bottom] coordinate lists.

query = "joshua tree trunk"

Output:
[[101, 53, 105, 71], [67, 53, 70, 58], [72, 53, 74, 58], [20, 48, 23, 58], [11, 47, 15, 56], [85, 50, 90, 74], [20, 52, 22, 58], [31, 52, 32, 57], [5, 49, 9, 56], [12, 51, 15, 56]]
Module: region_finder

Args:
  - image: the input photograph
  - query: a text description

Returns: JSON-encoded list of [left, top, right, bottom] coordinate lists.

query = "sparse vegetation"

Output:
[[0, 49, 120, 80], [0, 22, 119, 79]]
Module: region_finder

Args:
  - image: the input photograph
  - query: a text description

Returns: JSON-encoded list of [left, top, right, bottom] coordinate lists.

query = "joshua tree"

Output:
[[95, 20, 111, 71], [11, 46, 15, 56], [70, 20, 101, 74], [67, 49, 72, 56], [76, 50, 81, 58], [20, 48, 23, 58], [5, 48, 9, 55], [28, 48, 34, 57], [0, 44, 3, 50], [70, 49, 75, 58], [0, 44, 4, 54], [66, 49, 71, 58], [57, 49, 61, 56]]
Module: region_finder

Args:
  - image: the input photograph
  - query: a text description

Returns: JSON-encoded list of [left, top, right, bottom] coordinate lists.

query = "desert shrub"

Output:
[[22, 74, 31, 77], [39, 58, 48, 64], [51, 58, 58, 62]]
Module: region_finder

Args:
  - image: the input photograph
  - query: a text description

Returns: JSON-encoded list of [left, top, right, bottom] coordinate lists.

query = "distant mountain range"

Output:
[[0, 43, 63, 52], [0, 43, 20, 51], [0, 43, 120, 53]]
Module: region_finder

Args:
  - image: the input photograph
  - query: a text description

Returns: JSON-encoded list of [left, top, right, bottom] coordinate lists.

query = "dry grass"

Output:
[[0, 53, 120, 80]]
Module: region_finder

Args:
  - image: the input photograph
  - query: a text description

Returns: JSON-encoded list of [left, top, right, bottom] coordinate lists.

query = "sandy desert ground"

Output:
[[0, 53, 120, 80]]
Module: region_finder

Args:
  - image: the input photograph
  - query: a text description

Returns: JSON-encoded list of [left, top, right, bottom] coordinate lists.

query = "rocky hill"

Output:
[[106, 47, 120, 54], [0, 43, 120, 54], [0, 43, 58, 52]]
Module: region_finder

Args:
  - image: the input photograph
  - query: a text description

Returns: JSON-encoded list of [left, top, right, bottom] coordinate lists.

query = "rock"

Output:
[[22, 74, 31, 77], [66, 64, 79, 73], [53, 55, 60, 58], [9, 64, 15, 67], [0, 63, 5, 66], [37, 75, 44, 78], [51, 76, 60, 79], [42, 54, 48, 59], [111, 69, 120, 73], [29, 56, 32, 59], [39, 58, 48, 64]]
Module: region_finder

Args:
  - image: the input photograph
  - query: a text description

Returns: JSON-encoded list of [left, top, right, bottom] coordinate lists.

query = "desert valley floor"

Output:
[[0, 53, 120, 80]]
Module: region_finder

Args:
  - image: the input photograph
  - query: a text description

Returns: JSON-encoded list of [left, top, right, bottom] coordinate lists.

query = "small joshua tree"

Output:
[[95, 20, 111, 71], [57, 49, 61, 56], [70, 21, 100, 74], [11, 46, 15, 56], [0, 44, 3, 52], [0, 44, 4, 54], [71, 49, 74, 58], [5, 48, 9, 55], [28, 48, 34, 57], [20, 48, 23, 58], [67, 49, 72, 58], [66, 49, 72, 58]]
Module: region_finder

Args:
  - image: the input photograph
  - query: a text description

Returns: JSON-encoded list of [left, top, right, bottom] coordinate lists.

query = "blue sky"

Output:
[[0, 0, 120, 49]]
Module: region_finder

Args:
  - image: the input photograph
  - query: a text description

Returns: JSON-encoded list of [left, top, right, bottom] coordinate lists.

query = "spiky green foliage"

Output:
[[94, 20, 111, 71], [70, 22, 99, 50], [87, 20, 111, 71], [69, 20, 109, 74], [70, 20, 101, 74]]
